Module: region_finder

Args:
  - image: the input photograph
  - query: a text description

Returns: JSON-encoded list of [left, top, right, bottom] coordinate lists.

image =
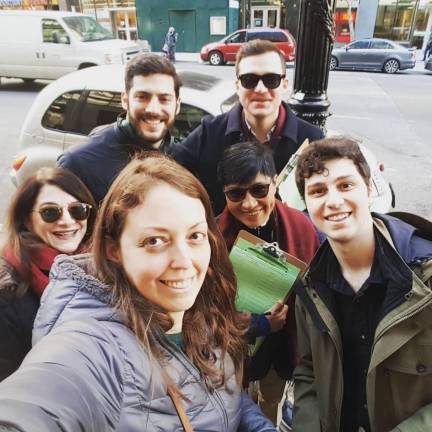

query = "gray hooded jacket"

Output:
[[0, 255, 275, 432]]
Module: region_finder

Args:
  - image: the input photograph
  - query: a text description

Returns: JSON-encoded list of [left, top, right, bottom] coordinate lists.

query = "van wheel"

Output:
[[22, 78, 35, 84], [78, 63, 97, 70], [209, 51, 224, 66]]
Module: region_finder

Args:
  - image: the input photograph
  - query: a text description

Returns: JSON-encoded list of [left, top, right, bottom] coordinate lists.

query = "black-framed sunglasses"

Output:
[[224, 183, 271, 202], [237, 73, 285, 90], [35, 202, 92, 223]]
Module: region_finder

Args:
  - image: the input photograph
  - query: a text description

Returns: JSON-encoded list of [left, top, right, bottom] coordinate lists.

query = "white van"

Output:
[[0, 10, 149, 81]]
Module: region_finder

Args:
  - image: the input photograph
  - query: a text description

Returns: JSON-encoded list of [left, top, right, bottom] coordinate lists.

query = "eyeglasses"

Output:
[[224, 183, 271, 202], [237, 73, 285, 90], [35, 202, 92, 223]]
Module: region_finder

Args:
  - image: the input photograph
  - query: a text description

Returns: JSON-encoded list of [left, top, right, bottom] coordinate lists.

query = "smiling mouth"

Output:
[[142, 118, 164, 126], [242, 209, 262, 217], [160, 276, 197, 289], [52, 229, 79, 239], [325, 212, 351, 222]]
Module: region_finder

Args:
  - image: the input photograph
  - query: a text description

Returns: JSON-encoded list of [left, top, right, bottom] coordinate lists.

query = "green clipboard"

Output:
[[230, 230, 307, 355]]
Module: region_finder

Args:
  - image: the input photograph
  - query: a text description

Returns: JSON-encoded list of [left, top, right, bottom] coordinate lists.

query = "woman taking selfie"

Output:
[[0, 155, 275, 432], [0, 167, 96, 381]]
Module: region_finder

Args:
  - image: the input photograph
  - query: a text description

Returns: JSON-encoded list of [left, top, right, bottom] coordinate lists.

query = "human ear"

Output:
[[175, 97, 181, 115], [121, 91, 129, 111], [105, 239, 122, 264]]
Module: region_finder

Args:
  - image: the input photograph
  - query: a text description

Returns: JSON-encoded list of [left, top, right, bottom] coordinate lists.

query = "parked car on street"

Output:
[[0, 10, 149, 82], [425, 56, 432, 71], [200, 27, 296, 66], [330, 38, 416, 74], [10, 64, 393, 213], [10, 65, 237, 186]]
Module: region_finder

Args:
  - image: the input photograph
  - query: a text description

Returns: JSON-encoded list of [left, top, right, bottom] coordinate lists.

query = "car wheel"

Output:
[[383, 59, 399, 74], [209, 51, 224, 66], [329, 56, 338, 71]]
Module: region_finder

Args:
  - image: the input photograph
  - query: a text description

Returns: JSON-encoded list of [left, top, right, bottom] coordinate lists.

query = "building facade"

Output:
[[1, 0, 430, 51], [135, 0, 239, 52], [341, 0, 432, 49]]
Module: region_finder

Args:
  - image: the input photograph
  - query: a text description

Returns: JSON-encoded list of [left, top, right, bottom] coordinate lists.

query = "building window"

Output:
[[374, 0, 431, 45]]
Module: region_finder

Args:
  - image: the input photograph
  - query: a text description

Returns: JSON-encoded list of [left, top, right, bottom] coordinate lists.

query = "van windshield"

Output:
[[63, 16, 114, 42]]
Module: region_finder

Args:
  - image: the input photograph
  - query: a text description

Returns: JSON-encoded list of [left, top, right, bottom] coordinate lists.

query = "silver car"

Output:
[[10, 65, 237, 186], [330, 38, 416, 74]]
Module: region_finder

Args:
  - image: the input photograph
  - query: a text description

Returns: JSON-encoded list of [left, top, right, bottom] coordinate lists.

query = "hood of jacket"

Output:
[[373, 213, 432, 265], [32, 253, 120, 346]]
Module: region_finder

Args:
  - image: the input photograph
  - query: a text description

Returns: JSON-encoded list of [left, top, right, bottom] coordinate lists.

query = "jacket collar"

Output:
[[298, 217, 430, 332], [225, 101, 299, 142], [115, 112, 174, 154]]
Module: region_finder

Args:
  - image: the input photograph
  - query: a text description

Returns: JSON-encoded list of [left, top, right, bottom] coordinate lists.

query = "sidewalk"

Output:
[[157, 52, 201, 63]]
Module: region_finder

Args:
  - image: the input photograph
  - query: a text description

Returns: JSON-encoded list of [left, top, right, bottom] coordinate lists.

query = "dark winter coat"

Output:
[[171, 101, 324, 215], [58, 117, 175, 204], [0, 259, 39, 382]]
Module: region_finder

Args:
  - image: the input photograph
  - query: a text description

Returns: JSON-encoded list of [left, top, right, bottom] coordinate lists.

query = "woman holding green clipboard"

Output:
[[217, 142, 320, 425]]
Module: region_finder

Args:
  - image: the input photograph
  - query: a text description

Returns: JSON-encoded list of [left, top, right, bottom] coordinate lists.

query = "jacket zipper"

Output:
[[305, 277, 344, 430]]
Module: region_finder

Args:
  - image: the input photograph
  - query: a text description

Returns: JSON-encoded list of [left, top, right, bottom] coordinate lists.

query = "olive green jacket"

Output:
[[293, 217, 432, 432]]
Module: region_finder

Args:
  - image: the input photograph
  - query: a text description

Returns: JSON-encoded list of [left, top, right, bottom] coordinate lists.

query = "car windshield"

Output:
[[63, 16, 114, 42]]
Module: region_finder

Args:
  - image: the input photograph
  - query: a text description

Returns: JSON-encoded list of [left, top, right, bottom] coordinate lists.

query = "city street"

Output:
[[0, 60, 431, 226]]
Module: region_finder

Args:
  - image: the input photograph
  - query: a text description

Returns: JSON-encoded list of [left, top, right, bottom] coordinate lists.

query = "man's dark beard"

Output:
[[128, 114, 171, 145]]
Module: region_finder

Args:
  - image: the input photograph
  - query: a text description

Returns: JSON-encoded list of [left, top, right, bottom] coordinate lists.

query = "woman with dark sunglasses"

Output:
[[0, 167, 96, 381], [217, 142, 320, 426]]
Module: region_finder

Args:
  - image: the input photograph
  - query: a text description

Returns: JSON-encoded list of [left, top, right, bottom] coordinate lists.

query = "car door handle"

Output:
[[42, 52, 45, 59], [36, 52, 40, 59]]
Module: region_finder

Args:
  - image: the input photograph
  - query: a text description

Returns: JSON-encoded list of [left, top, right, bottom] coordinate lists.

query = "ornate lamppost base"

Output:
[[288, 93, 331, 134]]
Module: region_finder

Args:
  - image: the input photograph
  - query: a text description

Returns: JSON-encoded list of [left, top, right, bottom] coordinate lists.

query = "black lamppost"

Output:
[[287, 0, 337, 132]]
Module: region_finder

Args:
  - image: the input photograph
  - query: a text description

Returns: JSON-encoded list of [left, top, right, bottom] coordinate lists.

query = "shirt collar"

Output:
[[309, 227, 389, 289], [243, 115, 276, 142], [225, 101, 293, 140]]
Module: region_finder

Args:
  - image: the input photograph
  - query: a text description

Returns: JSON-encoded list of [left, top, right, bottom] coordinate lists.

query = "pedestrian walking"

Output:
[[163, 26, 178, 63], [423, 34, 432, 61]]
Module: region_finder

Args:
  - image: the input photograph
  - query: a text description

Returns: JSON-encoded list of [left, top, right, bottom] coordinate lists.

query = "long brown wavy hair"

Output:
[[2, 167, 96, 296], [92, 154, 248, 388]]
